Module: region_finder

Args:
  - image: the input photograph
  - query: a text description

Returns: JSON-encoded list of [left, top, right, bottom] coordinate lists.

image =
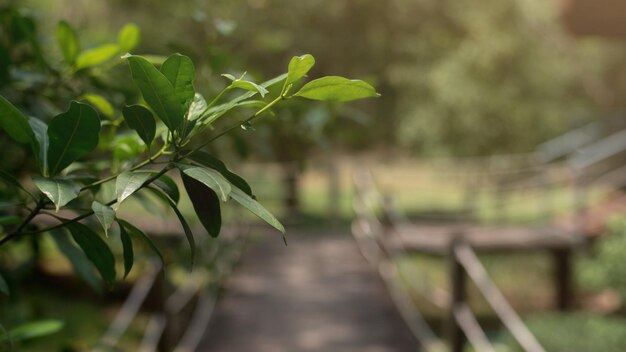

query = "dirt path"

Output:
[[197, 229, 417, 352]]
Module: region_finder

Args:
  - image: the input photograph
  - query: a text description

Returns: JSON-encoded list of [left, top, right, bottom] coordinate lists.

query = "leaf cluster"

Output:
[[0, 28, 379, 292]]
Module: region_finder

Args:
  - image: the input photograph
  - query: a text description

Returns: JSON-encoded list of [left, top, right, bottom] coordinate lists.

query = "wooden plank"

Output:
[[394, 223, 584, 255]]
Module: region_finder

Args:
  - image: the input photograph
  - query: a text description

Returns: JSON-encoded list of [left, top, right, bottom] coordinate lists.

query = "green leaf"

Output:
[[47, 101, 100, 176], [75, 43, 119, 70], [230, 186, 284, 233], [117, 23, 140, 52], [221, 73, 237, 81], [115, 171, 153, 204], [91, 201, 115, 236], [229, 80, 269, 97], [294, 76, 380, 102], [28, 117, 48, 174], [286, 54, 315, 86], [147, 187, 195, 264], [0, 169, 35, 200], [66, 222, 116, 287], [185, 150, 253, 196], [153, 174, 180, 204], [50, 229, 102, 292], [119, 223, 134, 278], [181, 172, 221, 237], [177, 164, 231, 202], [199, 73, 287, 124], [222, 73, 269, 97], [112, 133, 146, 162], [188, 93, 207, 121], [79, 94, 114, 118], [32, 176, 80, 211], [122, 105, 156, 146], [160, 53, 195, 108], [125, 55, 184, 131], [56, 20, 79, 65], [8, 320, 64, 342], [118, 219, 163, 267], [0, 273, 8, 296], [0, 95, 35, 145]]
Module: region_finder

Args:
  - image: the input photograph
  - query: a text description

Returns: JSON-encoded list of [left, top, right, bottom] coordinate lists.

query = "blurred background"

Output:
[[1, 0, 626, 351]]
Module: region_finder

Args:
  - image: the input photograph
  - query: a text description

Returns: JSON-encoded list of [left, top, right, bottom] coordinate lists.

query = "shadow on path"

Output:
[[198, 229, 417, 352]]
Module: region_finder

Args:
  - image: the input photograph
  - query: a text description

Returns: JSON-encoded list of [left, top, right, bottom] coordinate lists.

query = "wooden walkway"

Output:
[[197, 229, 417, 352]]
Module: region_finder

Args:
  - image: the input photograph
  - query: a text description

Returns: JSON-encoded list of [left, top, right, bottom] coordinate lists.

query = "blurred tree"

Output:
[[26, 0, 626, 158]]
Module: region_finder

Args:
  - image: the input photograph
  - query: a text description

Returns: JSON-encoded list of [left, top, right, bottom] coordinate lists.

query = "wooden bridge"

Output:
[[94, 117, 625, 351]]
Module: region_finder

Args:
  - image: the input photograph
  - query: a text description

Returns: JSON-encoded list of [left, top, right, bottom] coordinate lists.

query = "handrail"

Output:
[[353, 171, 449, 307], [95, 222, 247, 352], [535, 114, 626, 163], [351, 172, 443, 351], [353, 168, 550, 352], [535, 120, 606, 163], [98, 260, 162, 350], [452, 240, 545, 352], [569, 129, 626, 170]]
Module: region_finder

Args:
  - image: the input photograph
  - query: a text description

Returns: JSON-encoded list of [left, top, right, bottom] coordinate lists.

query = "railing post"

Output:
[[539, 162, 552, 224], [552, 247, 573, 311], [573, 168, 588, 232], [327, 160, 340, 230], [448, 236, 466, 352]]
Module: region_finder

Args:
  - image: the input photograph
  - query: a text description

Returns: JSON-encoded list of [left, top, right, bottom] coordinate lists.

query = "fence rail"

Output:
[[352, 169, 552, 352], [95, 224, 247, 352]]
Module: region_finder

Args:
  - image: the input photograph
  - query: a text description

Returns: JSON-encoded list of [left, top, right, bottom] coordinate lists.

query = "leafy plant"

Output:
[[500, 312, 626, 352], [578, 216, 626, 302], [0, 47, 378, 293]]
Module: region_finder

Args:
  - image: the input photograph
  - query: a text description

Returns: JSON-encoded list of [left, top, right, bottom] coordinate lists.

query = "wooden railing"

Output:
[[352, 170, 549, 352], [448, 238, 545, 352], [94, 225, 246, 352]]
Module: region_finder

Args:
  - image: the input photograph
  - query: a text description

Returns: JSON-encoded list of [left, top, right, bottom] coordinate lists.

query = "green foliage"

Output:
[[186, 151, 253, 196], [286, 54, 316, 86], [125, 54, 185, 131], [161, 53, 196, 109], [0, 14, 378, 293], [75, 44, 120, 70], [66, 222, 116, 287], [229, 186, 285, 234], [122, 104, 157, 146], [0, 95, 34, 146], [56, 21, 79, 65], [91, 201, 115, 236], [50, 230, 102, 292], [182, 172, 221, 237], [501, 312, 626, 352], [119, 223, 134, 278], [117, 23, 140, 53], [223, 73, 269, 97], [46, 102, 100, 176], [295, 76, 380, 102], [0, 274, 8, 296], [178, 165, 232, 202], [32, 176, 79, 211], [3, 320, 64, 343], [115, 171, 154, 204], [578, 217, 626, 301]]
